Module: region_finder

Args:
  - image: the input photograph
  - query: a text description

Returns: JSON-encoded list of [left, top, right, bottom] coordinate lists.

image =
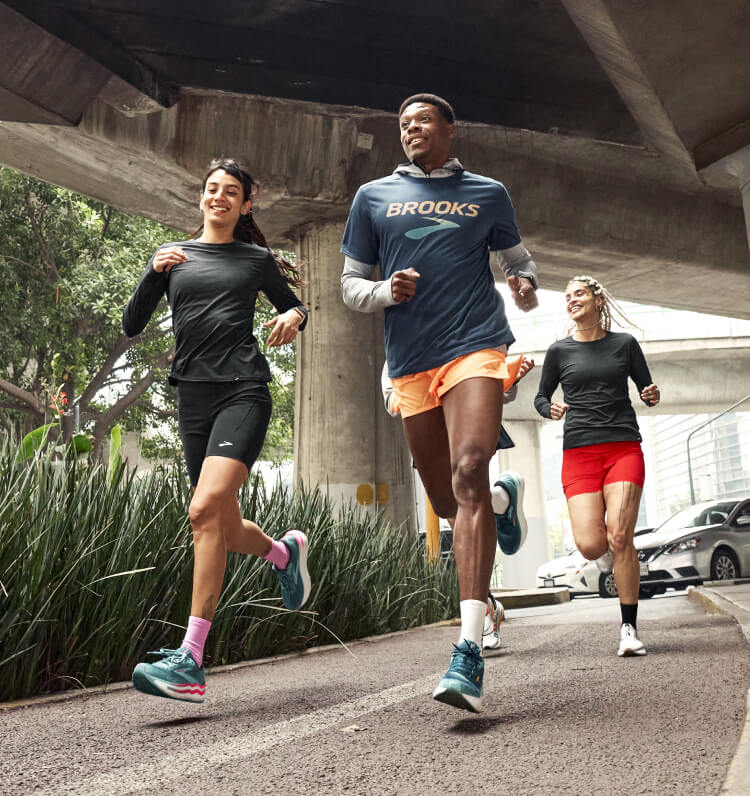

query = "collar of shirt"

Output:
[[392, 157, 464, 178]]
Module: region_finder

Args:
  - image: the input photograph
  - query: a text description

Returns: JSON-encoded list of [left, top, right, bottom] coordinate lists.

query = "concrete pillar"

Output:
[[294, 221, 415, 527], [492, 418, 551, 588]]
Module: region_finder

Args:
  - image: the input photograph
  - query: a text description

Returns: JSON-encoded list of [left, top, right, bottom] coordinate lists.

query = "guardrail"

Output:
[[687, 393, 750, 504]]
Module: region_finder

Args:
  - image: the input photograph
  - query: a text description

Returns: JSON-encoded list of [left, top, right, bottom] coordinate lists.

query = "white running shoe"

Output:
[[482, 596, 504, 650], [595, 550, 614, 573], [618, 623, 646, 657]]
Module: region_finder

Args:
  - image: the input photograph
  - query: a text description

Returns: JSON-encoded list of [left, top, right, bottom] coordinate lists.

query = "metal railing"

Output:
[[687, 393, 750, 504]]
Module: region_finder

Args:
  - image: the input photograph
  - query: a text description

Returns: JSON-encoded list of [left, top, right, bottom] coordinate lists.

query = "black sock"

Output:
[[620, 603, 638, 629]]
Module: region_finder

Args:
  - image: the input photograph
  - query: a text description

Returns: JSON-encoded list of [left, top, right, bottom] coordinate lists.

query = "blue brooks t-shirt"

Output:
[[342, 170, 520, 378]]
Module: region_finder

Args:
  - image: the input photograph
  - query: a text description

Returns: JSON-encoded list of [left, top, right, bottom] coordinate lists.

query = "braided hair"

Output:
[[192, 158, 302, 288], [567, 274, 637, 332]]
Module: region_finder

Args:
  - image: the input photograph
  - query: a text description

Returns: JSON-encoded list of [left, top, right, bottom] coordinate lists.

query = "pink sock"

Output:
[[181, 616, 211, 668], [264, 538, 290, 570]]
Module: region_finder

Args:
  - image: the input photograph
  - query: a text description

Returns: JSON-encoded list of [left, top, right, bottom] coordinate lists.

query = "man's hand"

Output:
[[508, 275, 538, 312], [549, 401, 568, 420], [391, 268, 420, 303]]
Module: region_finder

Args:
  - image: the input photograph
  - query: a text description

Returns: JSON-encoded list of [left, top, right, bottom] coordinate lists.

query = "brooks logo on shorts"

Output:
[[218, 441, 233, 447], [404, 217, 460, 240]]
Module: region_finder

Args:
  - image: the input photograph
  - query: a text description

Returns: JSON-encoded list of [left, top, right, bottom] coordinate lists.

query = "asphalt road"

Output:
[[2, 593, 748, 795]]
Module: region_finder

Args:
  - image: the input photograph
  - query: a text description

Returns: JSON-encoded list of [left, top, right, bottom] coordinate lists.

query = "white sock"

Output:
[[459, 599, 487, 647], [491, 483, 510, 515]]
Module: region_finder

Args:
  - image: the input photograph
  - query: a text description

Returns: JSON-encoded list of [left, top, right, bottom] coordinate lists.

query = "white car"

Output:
[[537, 528, 656, 599], [536, 550, 602, 597]]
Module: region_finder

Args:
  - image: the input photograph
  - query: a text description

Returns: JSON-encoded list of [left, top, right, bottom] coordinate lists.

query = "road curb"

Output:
[[492, 587, 571, 609], [0, 617, 460, 713], [687, 585, 750, 796]]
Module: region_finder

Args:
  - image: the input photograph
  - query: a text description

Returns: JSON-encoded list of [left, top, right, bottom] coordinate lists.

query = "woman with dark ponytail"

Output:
[[123, 158, 311, 703]]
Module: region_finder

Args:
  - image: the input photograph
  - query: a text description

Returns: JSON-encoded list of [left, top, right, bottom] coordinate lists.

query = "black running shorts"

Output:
[[176, 380, 273, 487]]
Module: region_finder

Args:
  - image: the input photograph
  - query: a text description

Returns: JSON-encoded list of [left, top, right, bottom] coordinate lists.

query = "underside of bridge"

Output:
[[1, 1, 749, 532]]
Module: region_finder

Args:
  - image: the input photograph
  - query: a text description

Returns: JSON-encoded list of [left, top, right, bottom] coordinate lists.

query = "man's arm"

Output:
[[341, 256, 397, 313], [492, 243, 539, 312], [341, 256, 421, 312]]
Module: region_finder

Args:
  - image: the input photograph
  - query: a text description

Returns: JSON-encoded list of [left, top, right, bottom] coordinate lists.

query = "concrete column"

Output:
[[492, 418, 551, 589], [294, 221, 415, 527]]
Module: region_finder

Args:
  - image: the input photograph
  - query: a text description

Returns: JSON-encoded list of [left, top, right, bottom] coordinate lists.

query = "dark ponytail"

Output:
[[192, 158, 302, 288]]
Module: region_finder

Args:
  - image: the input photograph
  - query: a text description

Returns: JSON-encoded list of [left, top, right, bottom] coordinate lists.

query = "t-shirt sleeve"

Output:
[[260, 251, 306, 328], [341, 187, 379, 265], [534, 345, 561, 419], [488, 183, 522, 252], [122, 251, 169, 337], [628, 336, 654, 400]]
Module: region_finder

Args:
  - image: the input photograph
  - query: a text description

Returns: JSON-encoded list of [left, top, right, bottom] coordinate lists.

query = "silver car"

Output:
[[636, 498, 750, 595]]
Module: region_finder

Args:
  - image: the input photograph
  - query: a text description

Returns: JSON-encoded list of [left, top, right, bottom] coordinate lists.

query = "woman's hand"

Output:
[[264, 308, 304, 347], [549, 401, 568, 420], [152, 246, 188, 273], [641, 384, 660, 406], [517, 354, 535, 381]]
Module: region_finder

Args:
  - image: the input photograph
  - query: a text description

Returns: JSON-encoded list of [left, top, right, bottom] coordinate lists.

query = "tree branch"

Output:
[[0, 377, 44, 415]]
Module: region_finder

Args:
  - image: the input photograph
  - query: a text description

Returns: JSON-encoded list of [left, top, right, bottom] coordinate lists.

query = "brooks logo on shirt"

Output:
[[405, 217, 460, 240], [386, 201, 480, 218], [218, 441, 233, 447]]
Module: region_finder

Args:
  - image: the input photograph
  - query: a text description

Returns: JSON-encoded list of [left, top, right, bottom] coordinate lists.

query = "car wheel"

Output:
[[598, 572, 618, 598], [710, 548, 740, 581]]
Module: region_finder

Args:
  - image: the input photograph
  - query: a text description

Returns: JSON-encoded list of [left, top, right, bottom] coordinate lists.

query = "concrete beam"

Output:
[[0, 4, 111, 124], [2, 0, 178, 112], [560, 0, 698, 178], [0, 92, 747, 317]]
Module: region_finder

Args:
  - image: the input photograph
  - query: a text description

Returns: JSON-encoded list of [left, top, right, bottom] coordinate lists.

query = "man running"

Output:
[[341, 93, 540, 712]]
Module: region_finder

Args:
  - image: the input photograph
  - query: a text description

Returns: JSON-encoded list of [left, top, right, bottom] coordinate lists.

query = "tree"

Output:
[[0, 168, 297, 462]]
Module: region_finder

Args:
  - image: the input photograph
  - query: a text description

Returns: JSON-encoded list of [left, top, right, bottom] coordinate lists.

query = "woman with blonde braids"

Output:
[[534, 275, 660, 656]]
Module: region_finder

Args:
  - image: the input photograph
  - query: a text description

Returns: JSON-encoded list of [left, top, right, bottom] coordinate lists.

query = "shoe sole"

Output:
[[287, 530, 311, 609], [618, 647, 647, 657], [132, 669, 205, 703], [513, 474, 528, 550], [432, 685, 482, 713]]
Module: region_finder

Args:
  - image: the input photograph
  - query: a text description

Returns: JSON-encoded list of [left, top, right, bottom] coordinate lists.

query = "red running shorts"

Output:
[[561, 441, 645, 499]]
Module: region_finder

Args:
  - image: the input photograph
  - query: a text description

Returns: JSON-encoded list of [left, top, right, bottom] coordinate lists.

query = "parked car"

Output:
[[636, 498, 750, 595], [537, 528, 656, 599]]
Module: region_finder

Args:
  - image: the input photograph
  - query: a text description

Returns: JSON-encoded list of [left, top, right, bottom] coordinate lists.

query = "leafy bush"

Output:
[[0, 439, 457, 701]]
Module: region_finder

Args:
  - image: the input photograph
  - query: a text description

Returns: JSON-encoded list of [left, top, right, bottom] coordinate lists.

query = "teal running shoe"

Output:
[[494, 471, 527, 555], [273, 530, 311, 610], [432, 640, 485, 713], [132, 647, 206, 703]]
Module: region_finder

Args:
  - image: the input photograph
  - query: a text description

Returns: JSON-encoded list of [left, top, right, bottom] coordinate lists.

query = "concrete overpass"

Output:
[[1, 1, 749, 525]]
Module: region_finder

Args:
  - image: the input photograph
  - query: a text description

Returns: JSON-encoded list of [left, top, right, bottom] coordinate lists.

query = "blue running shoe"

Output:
[[273, 530, 311, 610], [132, 647, 206, 703], [432, 640, 484, 713], [494, 471, 527, 555]]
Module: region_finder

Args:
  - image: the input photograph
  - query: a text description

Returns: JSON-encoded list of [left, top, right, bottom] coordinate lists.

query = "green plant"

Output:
[[0, 439, 457, 701]]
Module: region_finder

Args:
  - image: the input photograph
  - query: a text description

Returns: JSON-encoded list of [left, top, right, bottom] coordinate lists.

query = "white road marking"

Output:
[[53, 665, 496, 794]]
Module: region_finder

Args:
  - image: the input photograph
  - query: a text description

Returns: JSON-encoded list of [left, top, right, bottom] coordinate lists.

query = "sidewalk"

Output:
[[688, 580, 750, 796]]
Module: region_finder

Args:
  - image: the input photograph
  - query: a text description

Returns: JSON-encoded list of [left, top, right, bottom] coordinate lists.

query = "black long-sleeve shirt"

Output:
[[123, 240, 305, 385], [534, 331, 653, 449]]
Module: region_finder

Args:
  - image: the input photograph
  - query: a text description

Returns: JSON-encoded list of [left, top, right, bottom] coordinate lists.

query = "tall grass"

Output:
[[0, 440, 458, 701]]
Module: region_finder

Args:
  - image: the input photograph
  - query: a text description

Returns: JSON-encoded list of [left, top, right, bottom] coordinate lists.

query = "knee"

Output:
[[188, 492, 223, 534], [451, 448, 489, 501], [430, 494, 456, 519], [608, 529, 632, 557], [578, 539, 608, 561]]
